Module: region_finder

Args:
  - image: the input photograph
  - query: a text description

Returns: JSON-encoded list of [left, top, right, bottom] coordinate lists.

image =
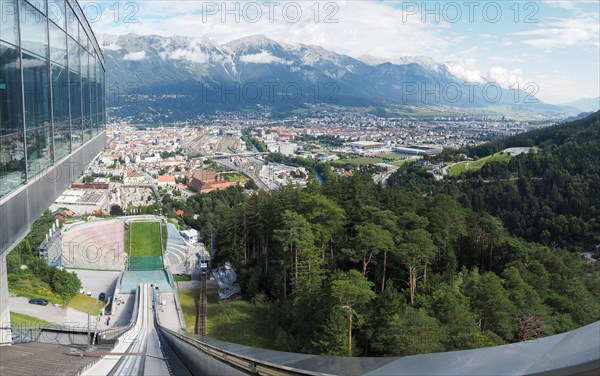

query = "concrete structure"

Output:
[[180, 229, 198, 244], [393, 145, 443, 155], [0, 0, 106, 345], [349, 141, 385, 152]]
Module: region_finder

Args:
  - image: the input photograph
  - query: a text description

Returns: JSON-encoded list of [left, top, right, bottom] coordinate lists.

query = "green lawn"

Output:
[[332, 157, 385, 166], [376, 153, 412, 161], [179, 288, 199, 333], [129, 222, 164, 257], [10, 311, 52, 327], [173, 274, 192, 282], [68, 293, 103, 315], [178, 288, 275, 349], [222, 173, 248, 182], [449, 152, 512, 176]]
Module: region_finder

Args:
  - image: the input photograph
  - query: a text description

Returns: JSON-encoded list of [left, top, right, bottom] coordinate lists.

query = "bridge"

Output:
[[2, 279, 598, 376]]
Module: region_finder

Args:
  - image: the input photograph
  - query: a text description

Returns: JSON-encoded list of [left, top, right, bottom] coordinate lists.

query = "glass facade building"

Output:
[[0, 0, 105, 198]]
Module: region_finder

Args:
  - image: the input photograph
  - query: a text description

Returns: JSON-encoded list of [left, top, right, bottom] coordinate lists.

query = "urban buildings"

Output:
[[0, 0, 106, 344]]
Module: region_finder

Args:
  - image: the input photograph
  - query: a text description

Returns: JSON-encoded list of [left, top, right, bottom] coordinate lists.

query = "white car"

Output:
[[86, 291, 92, 296]]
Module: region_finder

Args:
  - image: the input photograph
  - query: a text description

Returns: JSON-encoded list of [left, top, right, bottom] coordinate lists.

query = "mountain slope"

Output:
[[99, 33, 569, 118]]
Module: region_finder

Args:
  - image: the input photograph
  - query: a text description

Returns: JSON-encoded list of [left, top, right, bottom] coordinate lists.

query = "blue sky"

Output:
[[82, 0, 600, 104]]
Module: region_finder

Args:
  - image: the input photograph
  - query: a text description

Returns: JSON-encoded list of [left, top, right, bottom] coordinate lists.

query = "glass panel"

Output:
[[47, 0, 65, 30], [20, 0, 48, 58], [22, 49, 51, 131], [81, 49, 91, 142], [51, 62, 70, 159], [26, 126, 52, 177], [68, 36, 82, 148], [27, 0, 46, 14], [0, 0, 20, 45], [48, 21, 66, 64], [49, 22, 69, 158], [78, 22, 87, 47], [90, 53, 97, 135], [0, 133, 26, 197], [66, 3, 77, 39], [100, 69, 105, 128], [0, 41, 23, 137]]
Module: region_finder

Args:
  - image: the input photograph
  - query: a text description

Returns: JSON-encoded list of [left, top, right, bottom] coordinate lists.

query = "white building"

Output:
[[181, 229, 199, 244]]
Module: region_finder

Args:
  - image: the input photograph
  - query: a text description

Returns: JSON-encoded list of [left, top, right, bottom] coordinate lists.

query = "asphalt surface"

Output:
[[9, 297, 66, 326], [70, 269, 121, 300]]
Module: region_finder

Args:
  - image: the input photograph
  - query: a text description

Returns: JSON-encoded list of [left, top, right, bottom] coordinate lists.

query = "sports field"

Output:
[[129, 222, 163, 257]]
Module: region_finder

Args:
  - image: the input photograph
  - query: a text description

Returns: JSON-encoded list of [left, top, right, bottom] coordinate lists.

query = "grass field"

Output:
[[178, 288, 199, 332], [449, 152, 512, 176], [173, 274, 192, 282], [129, 222, 164, 257], [179, 288, 275, 348], [222, 173, 248, 182], [10, 311, 52, 327], [376, 153, 412, 161], [68, 293, 103, 315], [332, 157, 385, 166]]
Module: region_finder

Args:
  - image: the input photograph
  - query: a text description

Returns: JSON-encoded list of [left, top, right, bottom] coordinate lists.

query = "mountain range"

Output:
[[99, 33, 578, 119]]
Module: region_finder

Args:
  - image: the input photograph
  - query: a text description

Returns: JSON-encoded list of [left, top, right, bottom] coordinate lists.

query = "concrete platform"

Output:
[[0, 342, 98, 376]]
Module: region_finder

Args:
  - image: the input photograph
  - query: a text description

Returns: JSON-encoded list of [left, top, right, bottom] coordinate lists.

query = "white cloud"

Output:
[[486, 67, 523, 89], [446, 64, 485, 83], [514, 15, 599, 50], [543, 0, 580, 11], [84, 0, 451, 59], [123, 51, 147, 61], [168, 49, 208, 64], [240, 51, 288, 64]]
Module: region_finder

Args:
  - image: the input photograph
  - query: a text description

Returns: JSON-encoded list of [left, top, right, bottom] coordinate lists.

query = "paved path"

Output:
[[156, 293, 183, 332], [70, 269, 121, 300], [9, 297, 66, 325]]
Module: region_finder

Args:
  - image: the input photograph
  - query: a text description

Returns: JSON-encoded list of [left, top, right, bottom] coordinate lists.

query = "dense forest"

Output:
[[389, 111, 600, 250], [168, 159, 599, 355]]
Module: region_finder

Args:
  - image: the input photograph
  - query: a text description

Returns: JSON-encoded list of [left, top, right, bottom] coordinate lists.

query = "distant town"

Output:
[[47, 109, 546, 217]]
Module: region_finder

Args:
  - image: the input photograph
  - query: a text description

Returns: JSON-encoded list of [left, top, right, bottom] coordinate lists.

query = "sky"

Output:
[[80, 0, 600, 104]]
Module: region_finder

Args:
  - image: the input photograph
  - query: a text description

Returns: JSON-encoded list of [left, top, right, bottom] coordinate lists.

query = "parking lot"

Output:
[[70, 269, 121, 300]]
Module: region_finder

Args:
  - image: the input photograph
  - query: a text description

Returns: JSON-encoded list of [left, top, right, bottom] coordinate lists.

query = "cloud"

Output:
[[514, 14, 599, 50], [240, 51, 288, 64], [83, 0, 451, 59], [166, 49, 208, 64], [446, 64, 485, 83], [486, 67, 523, 88], [543, 0, 580, 11], [123, 51, 147, 61]]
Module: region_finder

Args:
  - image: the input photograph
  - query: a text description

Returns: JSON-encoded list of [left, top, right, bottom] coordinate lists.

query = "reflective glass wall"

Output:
[[0, 0, 105, 197]]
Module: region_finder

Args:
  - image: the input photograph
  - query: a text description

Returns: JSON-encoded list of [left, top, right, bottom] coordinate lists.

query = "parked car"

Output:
[[99, 292, 106, 301], [86, 291, 92, 296], [28, 298, 49, 306]]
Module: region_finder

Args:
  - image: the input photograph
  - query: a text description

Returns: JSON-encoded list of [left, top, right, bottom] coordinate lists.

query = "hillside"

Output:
[[391, 111, 600, 250], [99, 33, 574, 119]]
